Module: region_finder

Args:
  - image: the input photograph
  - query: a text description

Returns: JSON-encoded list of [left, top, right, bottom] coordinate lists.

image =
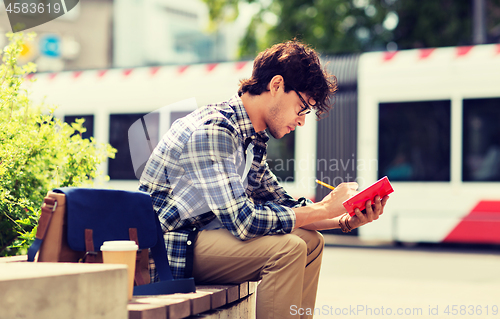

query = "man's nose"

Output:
[[297, 115, 306, 127]]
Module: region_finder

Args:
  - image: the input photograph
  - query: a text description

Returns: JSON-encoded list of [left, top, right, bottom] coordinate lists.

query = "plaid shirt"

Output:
[[139, 94, 309, 279]]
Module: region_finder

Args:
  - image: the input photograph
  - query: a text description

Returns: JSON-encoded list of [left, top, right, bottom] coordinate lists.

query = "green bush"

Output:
[[0, 32, 116, 256]]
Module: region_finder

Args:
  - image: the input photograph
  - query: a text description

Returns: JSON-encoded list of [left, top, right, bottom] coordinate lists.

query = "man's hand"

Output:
[[347, 195, 390, 229], [319, 182, 359, 219], [297, 192, 389, 231], [293, 182, 358, 229]]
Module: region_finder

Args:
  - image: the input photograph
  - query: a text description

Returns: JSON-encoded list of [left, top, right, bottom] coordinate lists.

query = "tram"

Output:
[[355, 44, 500, 244], [26, 43, 500, 244]]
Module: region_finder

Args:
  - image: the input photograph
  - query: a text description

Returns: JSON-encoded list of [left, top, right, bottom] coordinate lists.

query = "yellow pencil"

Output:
[[315, 179, 335, 190]]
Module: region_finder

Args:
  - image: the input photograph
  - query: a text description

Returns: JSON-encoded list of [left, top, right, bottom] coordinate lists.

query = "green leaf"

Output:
[[0, 32, 116, 256]]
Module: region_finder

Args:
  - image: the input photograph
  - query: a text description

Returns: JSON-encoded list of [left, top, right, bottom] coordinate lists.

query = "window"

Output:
[[266, 131, 295, 182], [64, 115, 94, 140], [463, 97, 500, 182], [378, 100, 451, 181], [109, 113, 159, 180]]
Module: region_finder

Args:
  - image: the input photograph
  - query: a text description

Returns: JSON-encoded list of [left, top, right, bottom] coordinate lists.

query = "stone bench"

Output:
[[129, 281, 258, 319], [0, 256, 257, 319]]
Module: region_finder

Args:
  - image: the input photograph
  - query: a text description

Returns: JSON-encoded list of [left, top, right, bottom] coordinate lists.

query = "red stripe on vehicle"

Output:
[[177, 65, 189, 74], [418, 48, 435, 60], [97, 70, 107, 78], [496, 44, 500, 54], [456, 46, 474, 57], [470, 201, 500, 213], [48, 73, 58, 80], [383, 51, 398, 61], [235, 61, 248, 70], [73, 71, 82, 79], [443, 201, 500, 244], [150, 66, 160, 76], [206, 63, 218, 72], [25, 73, 35, 80], [123, 69, 133, 77]]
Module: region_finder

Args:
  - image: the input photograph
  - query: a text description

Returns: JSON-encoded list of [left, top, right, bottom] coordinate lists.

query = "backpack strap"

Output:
[[149, 214, 174, 281], [83, 229, 98, 263], [27, 197, 58, 262], [129, 228, 149, 286], [133, 214, 196, 295]]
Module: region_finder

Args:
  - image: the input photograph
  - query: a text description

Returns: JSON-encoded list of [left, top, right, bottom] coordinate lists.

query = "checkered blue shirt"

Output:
[[139, 94, 308, 279]]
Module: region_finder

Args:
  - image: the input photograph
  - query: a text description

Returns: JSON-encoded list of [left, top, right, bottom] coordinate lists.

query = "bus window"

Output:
[[463, 97, 500, 182], [64, 115, 94, 139], [266, 130, 295, 182], [109, 113, 159, 180], [378, 100, 451, 181]]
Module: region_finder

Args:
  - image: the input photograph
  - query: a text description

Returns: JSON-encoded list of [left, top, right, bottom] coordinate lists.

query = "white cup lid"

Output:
[[100, 240, 138, 251]]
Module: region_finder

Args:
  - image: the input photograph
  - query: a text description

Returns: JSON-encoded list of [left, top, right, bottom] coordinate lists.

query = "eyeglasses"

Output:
[[293, 89, 312, 116]]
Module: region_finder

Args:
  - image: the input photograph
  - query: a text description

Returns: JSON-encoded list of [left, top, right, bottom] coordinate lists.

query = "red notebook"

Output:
[[343, 176, 394, 216]]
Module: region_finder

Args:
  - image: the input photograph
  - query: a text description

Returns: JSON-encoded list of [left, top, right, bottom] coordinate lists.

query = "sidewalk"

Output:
[[323, 234, 393, 248], [315, 236, 500, 318]]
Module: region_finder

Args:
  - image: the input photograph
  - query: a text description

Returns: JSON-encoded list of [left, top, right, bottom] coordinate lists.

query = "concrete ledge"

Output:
[[0, 261, 129, 319], [0, 255, 28, 263]]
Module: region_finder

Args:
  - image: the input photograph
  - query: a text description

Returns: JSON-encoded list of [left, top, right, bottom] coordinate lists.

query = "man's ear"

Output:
[[268, 75, 284, 97]]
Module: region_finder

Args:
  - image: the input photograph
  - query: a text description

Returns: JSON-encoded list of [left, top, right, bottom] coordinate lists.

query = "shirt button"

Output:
[[187, 240, 192, 246], [193, 227, 197, 231]]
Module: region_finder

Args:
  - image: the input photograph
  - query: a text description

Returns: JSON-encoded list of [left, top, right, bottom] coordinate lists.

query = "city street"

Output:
[[311, 236, 500, 318]]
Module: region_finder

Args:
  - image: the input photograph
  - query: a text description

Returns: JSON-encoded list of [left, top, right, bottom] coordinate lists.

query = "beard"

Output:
[[266, 101, 288, 139], [267, 125, 283, 139]]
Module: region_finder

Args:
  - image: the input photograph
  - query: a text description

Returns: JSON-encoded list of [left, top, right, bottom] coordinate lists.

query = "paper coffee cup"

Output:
[[101, 240, 138, 300]]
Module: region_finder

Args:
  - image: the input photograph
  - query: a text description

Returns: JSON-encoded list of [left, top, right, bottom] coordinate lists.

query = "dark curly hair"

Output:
[[238, 39, 337, 118]]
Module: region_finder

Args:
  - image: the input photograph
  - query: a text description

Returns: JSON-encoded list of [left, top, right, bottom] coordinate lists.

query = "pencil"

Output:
[[315, 179, 335, 190]]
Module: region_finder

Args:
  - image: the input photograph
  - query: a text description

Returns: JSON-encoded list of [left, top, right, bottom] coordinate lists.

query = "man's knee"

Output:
[[266, 231, 324, 267], [280, 234, 308, 260], [309, 230, 325, 247], [293, 229, 325, 253]]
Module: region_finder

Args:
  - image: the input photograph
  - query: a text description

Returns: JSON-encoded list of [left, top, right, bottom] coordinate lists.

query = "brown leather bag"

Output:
[[28, 187, 196, 296], [31, 190, 150, 285]]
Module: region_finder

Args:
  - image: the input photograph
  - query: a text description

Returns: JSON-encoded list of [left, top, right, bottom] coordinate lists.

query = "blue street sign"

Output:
[[40, 35, 61, 58]]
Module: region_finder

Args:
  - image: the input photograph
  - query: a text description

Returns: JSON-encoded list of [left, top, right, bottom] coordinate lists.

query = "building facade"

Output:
[[0, 0, 113, 72]]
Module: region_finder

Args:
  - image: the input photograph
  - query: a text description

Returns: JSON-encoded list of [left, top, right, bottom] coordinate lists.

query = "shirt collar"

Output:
[[227, 94, 269, 144]]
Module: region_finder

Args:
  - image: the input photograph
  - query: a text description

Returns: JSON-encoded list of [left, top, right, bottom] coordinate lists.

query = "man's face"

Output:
[[266, 89, 314, 139]]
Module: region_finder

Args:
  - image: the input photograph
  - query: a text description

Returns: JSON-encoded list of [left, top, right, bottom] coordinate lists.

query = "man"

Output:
[[139, 40, 389, 318]]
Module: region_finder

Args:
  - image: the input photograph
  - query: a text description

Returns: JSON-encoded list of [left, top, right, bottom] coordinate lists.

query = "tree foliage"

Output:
[[394, 1, 472, 49], [0, 32, 116, 256], [203, 0, 500, 57], [393, 0, 500, 49], [266, 0, 394, 55]]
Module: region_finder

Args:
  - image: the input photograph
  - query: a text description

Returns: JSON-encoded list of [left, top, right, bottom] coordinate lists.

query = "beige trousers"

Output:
[[192, 228, 324, 319]]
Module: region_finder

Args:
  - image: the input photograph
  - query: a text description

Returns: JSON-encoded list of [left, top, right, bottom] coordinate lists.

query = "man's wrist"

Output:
[[313, 201, 331, 221]]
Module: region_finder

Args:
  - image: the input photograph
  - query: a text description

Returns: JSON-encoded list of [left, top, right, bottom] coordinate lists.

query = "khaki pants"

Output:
[[192, 228, 324, 319]]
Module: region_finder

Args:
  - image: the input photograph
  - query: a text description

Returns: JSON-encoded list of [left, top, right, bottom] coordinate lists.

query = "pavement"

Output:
[[311, 235, 500, 319]]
